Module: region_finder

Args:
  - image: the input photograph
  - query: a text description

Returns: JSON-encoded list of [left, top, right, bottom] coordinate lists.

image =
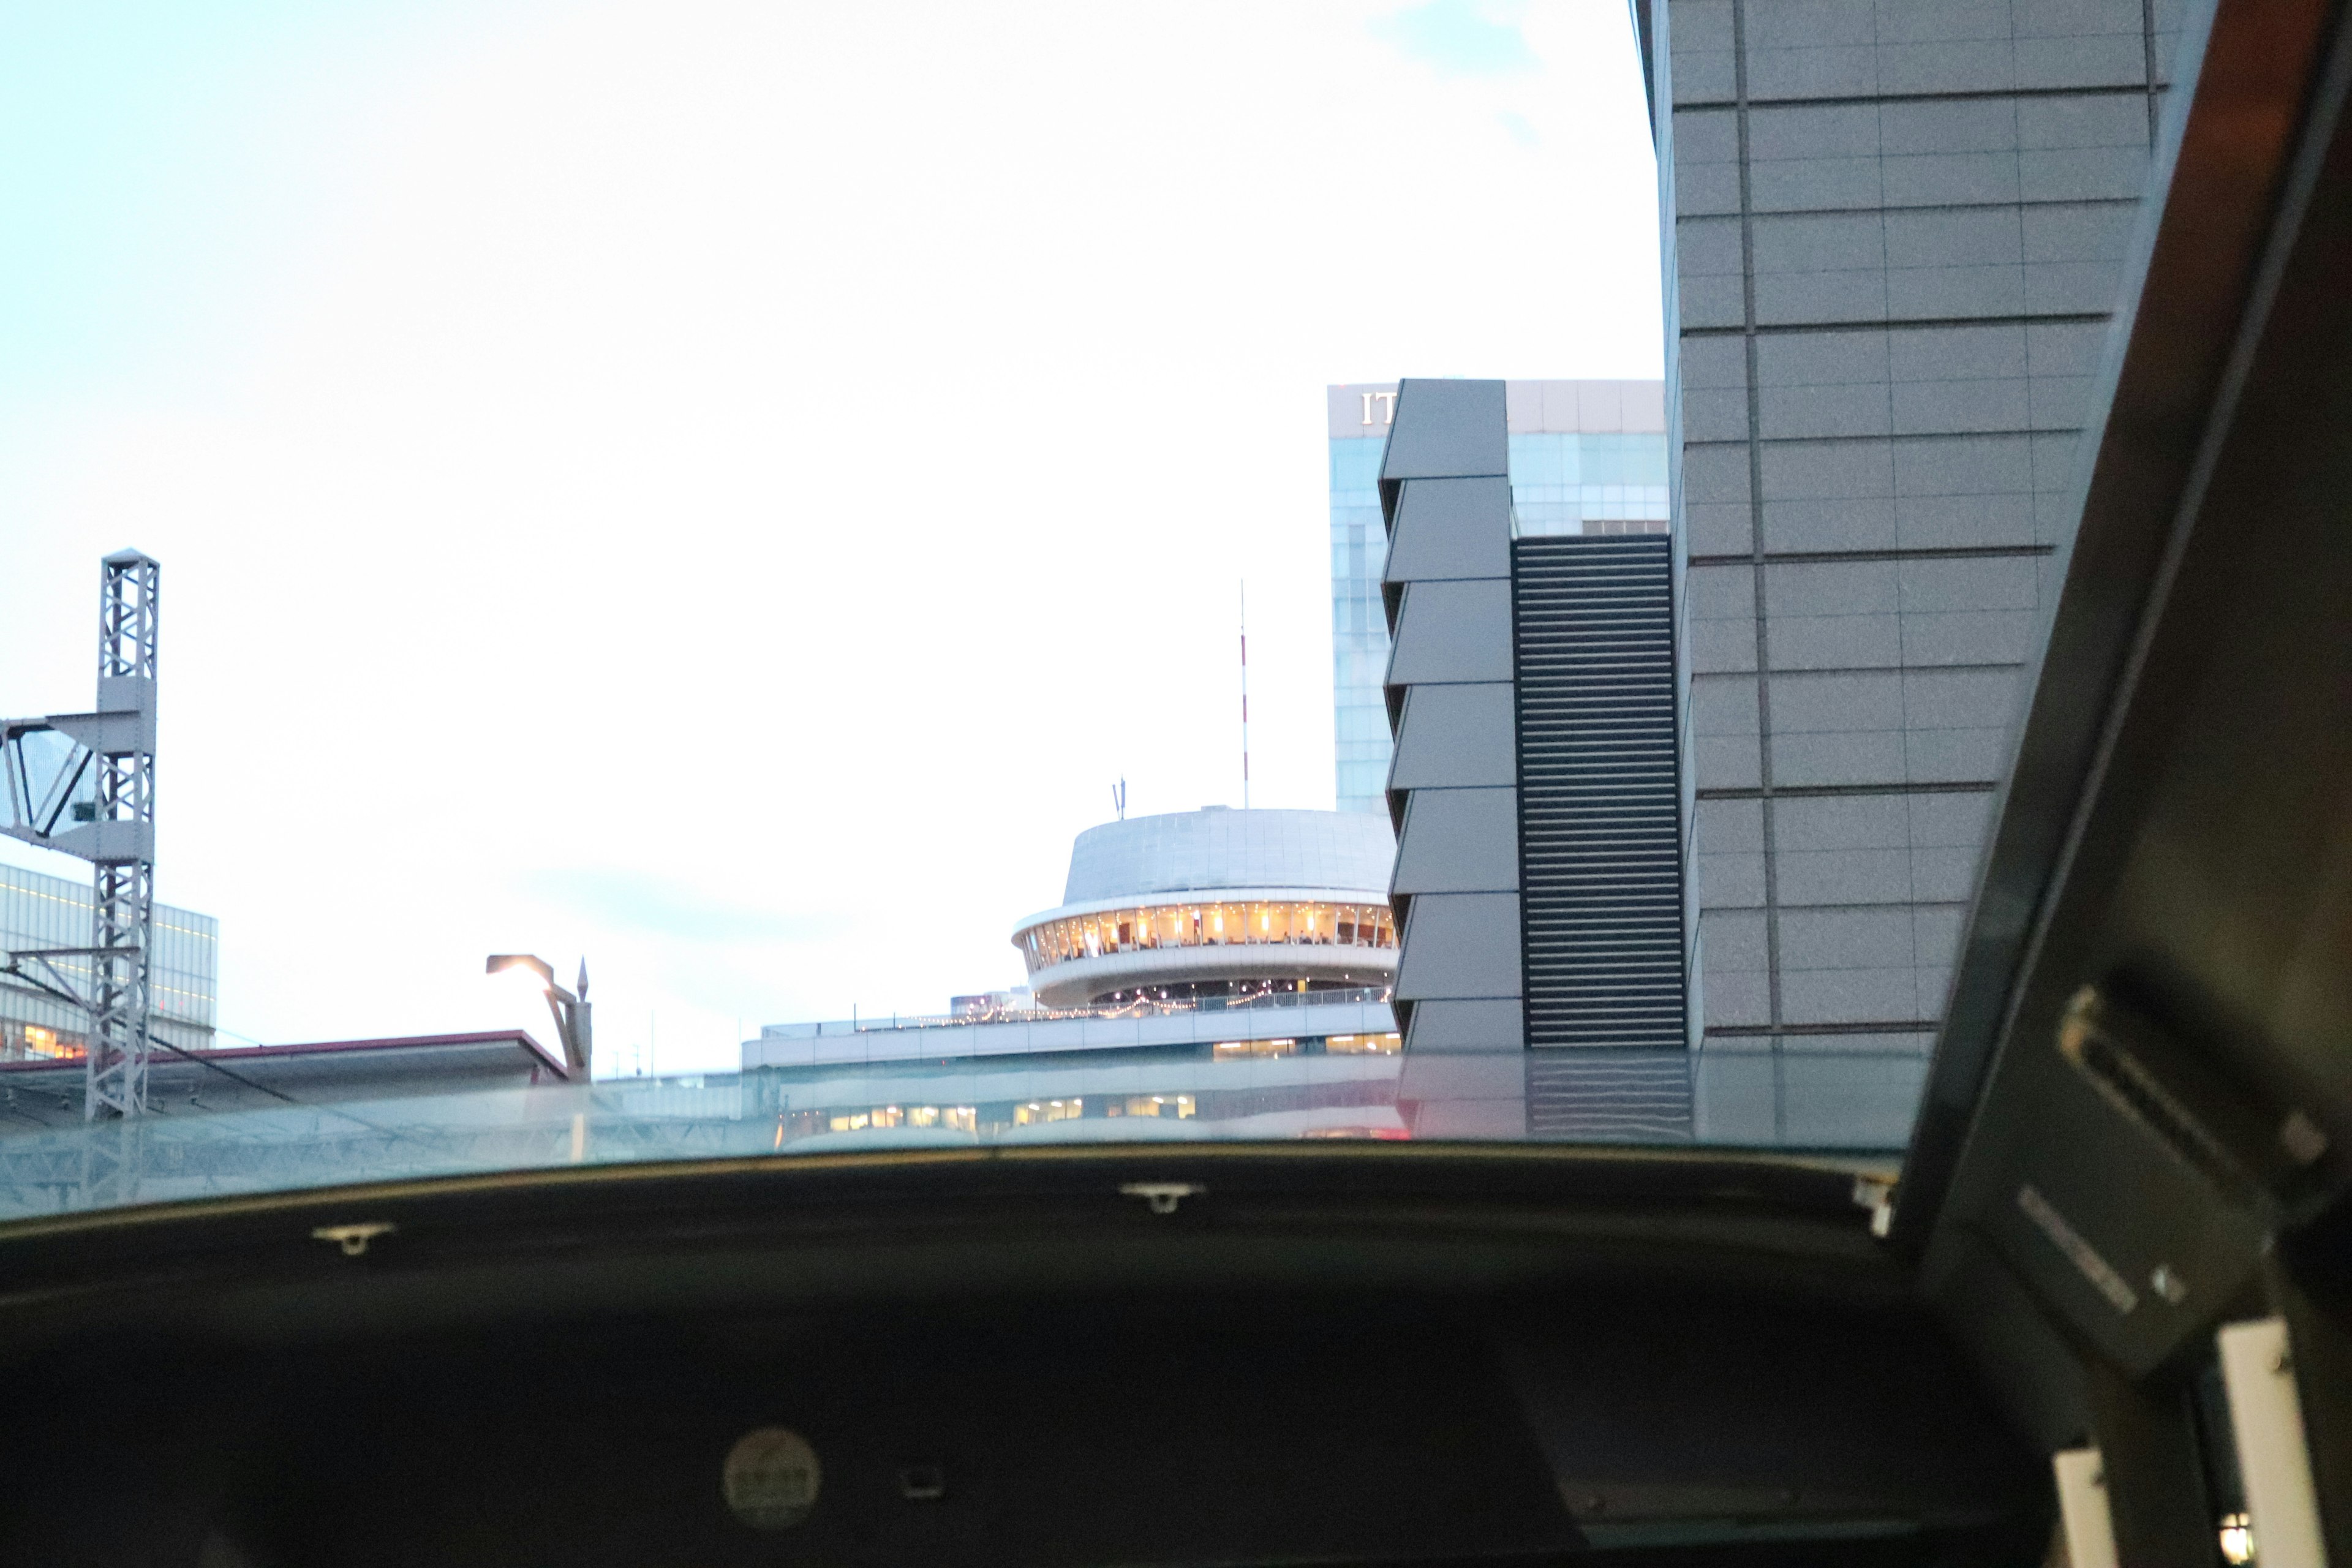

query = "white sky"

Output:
[[0, 0, 1661, 1074]]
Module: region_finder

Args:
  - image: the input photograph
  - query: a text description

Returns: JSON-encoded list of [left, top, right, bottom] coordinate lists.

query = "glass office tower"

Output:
[[1, 861, 218, 1060], [1327, 381, 1670, 813]]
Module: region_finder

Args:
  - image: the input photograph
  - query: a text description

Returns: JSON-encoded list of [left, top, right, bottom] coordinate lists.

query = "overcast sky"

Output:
[[0, 0, 1660, 1074]]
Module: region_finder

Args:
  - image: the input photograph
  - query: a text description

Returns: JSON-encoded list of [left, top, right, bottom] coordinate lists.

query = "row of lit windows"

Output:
[[827, 1104, 979, 1134], [1020, 902, 1396, 971], [1212, 1032, 1400, 1059], [1, 1023, 82, 1061], [823, 1095, 1200, 1135], [1107, 1095, 1197, 1118]]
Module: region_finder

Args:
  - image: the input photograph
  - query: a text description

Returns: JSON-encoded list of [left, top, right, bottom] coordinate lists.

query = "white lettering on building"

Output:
[[1359, 390, 1397, 426]]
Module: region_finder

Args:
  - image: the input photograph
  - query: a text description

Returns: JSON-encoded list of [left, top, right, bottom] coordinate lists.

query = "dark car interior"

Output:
[[1, 1152, 2045, 1567]]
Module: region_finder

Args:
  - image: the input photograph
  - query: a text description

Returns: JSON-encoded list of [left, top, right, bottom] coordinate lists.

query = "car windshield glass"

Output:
[[0, 0, 2171, 1224]]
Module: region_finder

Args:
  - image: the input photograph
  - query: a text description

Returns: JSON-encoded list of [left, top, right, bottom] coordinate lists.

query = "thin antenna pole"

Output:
[[1238, 581, 1250, 810]]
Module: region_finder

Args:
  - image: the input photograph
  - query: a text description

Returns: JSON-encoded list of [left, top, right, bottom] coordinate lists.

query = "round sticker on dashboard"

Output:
[[722, 1426, 821, 1530]]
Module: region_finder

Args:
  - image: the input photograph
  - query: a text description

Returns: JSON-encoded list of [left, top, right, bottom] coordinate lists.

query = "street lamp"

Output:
[[486, 953, 592, 1077]]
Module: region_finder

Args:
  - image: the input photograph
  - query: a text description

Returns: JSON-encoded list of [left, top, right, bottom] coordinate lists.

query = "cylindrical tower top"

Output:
[[1015, 808, 1399, 1009], [1061, 807, 1395, 905]]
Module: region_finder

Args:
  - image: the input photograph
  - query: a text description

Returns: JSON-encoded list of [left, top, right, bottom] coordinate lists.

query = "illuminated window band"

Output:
[[1, 1022, 83, 1061], [824, 1096, 1202, 1135], [1017, 900, 1396, 973], [1213, 1033, 1400, 1059]]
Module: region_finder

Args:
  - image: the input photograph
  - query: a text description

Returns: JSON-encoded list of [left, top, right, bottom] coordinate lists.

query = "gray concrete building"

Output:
[[1380, 380, 1526, 1063], [1381, 379, 1694, 1141], [1636, 0, 2193, 1144]]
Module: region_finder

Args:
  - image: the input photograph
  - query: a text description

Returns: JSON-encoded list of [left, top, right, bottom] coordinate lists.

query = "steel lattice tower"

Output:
[[83, 552, 160, 1120]]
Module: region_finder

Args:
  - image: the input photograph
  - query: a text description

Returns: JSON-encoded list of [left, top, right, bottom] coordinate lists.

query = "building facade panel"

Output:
[[1394, 893, 1523, 1001], [1385, 579, 1515, 686], [1392, 788, 1520, 895], [1384, 478, 1515, 582], [1389, 685, 1520, 791]]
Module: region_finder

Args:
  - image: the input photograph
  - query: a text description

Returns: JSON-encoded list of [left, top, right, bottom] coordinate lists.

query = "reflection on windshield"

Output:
[[0, 1027, 1913, 1221]]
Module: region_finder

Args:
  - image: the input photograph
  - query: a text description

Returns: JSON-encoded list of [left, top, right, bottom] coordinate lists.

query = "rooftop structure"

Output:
[[1011, 807, 1398, 1008], [0, 1029, 570, 1131]]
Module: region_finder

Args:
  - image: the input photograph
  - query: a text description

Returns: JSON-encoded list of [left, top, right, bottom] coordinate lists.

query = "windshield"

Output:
[[0, 0, 2166, 1222]]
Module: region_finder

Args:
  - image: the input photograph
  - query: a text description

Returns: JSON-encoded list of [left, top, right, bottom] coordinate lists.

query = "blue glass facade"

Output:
[[1329, 435, 1391, 815], [1327, 383, 1670, 815], [1504, 431, 1670, 535]]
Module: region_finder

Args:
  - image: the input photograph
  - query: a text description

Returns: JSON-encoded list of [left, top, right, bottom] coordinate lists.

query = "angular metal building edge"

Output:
[[1379, 380, 1528, 1137]]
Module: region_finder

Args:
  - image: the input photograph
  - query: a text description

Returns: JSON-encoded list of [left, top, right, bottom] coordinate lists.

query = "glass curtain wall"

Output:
[[1330, 434, 1390, 813], [1507, 431, 1670, 537]]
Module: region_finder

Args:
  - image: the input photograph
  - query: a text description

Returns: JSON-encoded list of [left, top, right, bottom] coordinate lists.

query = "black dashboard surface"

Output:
[[0, 1151, 2045, 1568]]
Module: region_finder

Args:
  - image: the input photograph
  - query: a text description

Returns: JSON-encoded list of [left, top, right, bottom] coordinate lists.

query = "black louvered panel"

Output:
[[1512, 535, 1688, 1050], [1525, 1050, 1694, 1141]]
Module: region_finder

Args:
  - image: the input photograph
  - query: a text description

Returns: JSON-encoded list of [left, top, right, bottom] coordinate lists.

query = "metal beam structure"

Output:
[[85, 552, 160, 1122], [1, 551, 161, 1133]]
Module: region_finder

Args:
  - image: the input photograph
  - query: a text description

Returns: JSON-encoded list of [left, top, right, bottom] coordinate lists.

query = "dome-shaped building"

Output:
[[1011, 807, 1398, 1008]]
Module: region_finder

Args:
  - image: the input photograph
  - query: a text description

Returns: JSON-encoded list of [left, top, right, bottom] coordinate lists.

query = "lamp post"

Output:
[[486, 954, 592, 1077]]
